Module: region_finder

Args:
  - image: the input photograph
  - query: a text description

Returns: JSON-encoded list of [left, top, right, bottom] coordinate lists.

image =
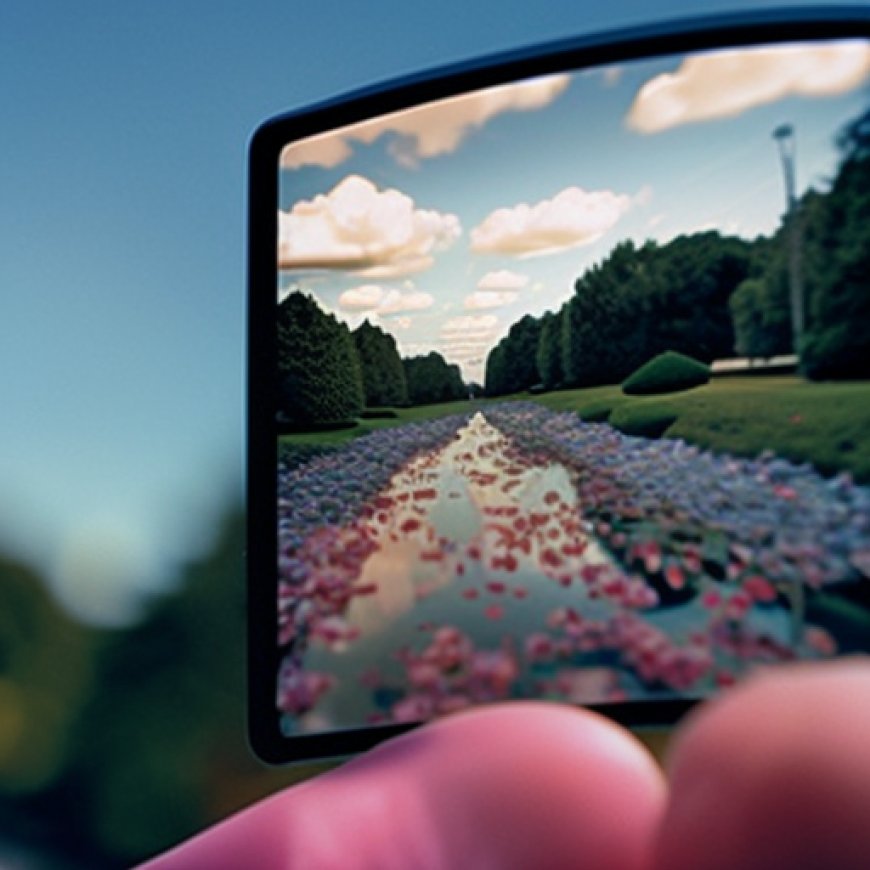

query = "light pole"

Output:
[[773, 123, 804, 353]]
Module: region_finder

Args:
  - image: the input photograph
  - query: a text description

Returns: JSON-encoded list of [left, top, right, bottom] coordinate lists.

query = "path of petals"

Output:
[[276, 403, 867, 730]]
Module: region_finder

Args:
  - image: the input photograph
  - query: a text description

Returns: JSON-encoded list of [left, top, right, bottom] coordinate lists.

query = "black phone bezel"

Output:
[[248, 6, 870, 765]]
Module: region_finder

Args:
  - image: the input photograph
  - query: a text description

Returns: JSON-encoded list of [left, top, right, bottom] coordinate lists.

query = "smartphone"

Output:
[[248, 7, 870, 764]]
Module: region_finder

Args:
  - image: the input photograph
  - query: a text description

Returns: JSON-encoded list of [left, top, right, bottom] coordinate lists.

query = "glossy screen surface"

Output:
[[271, 37, 870, 738]]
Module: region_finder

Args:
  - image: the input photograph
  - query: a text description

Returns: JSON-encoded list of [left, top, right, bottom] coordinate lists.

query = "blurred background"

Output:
[[1, 1, 866, 866]]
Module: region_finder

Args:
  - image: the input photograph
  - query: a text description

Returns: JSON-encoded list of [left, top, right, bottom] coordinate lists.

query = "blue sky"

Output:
[[278, 39, 869, 383], [2, 0, 867, 625]]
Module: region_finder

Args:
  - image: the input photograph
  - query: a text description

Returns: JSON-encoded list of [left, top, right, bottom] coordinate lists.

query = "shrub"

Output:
[[622, 351, 710, 395], [276, 415, 358, 434], [359, 408, 399, 419], [576, 400, 613, 423], [801, 322, 870, 381], [609, 405, 678, 439]]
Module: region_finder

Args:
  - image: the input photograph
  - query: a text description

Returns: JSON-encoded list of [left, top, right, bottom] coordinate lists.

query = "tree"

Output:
[[52, 506, 310, 865], [0, 556, 95, 796], [800, 107, 870, 379], [558, 234, 751, 388], [352, 320, 408, 407], [645, 232, 751, 362], [536, 308, 565, 389], [276, 291, 364, 427], [484, 343, 509, 396], [563, 241, 654, 387], [729, 277, 790, 359], [403, 352, 465, 405], [483, 314, 544, 396]]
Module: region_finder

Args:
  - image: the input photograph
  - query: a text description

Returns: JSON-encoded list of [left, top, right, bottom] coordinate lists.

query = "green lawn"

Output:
[[279, 376, 870, 482]]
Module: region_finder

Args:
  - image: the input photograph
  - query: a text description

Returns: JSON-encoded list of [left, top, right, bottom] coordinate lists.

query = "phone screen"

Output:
[[256, 28, 870, 755]]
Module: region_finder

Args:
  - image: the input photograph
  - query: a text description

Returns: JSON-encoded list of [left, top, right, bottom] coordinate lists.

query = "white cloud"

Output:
[[471, 186, 631, 257], [442, 314, 499, 335], [627, 40, 870, 134], [279, 133, 353, 169], [278, 175, 460, 275], [477, 269, 529, 290], [338, 283, 434, 314], [464, 290, 518, 309], [378, 288, 434, 314], [337, 284, 383, 309], [281, 74, 570, 169], [440, 340, 490, 356], [441, 314, 502, 351]]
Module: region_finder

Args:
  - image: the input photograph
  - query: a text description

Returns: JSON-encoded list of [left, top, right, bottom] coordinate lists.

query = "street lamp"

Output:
[[773, 125, 807, 646], [773, 123, 804, 352]]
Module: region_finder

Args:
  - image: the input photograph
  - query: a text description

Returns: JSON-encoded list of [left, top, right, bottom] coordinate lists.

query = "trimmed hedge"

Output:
[[622, 351, 710, 396], [609, 405, 678, 439], [576, 400, 614, 423], [276, 416, 358, 435], [359, 408, 399, 419]]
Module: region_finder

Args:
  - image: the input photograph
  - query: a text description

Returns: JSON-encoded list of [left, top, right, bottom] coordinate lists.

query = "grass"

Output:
[[279, 376, 870, 482]]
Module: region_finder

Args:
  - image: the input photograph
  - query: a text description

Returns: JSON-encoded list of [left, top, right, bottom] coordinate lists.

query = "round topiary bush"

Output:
[[622, 351, 710, 395]]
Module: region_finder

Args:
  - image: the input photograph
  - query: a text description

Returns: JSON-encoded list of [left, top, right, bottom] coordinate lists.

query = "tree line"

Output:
[[278, 104, 869, 425], [277, 295, 466, 430], [731, 105, 870, 379], [486, 231, 752, 395], [487, 103, 870, 395]]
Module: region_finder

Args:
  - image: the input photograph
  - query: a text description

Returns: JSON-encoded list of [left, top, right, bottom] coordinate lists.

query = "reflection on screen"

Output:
[[273, 38, 870, 735]]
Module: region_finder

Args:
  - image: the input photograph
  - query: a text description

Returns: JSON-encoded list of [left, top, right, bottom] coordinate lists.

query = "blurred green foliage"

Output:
[[0, 558, 96, 795], [0, 507, 333, 868]]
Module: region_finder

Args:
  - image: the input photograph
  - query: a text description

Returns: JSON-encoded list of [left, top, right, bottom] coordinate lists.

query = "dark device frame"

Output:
[[248, 6, 870, 764]]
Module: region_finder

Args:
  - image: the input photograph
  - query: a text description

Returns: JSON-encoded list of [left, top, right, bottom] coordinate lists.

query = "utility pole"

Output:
[[773, 124, 804, 353]]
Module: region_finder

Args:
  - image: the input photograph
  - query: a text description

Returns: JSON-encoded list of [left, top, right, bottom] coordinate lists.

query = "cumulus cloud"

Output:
[[278, 175, 460, 276], [338, 283, 435, 315], [379, 288, 434, 313], [627, 40, 870, 134], [464, 290, 518, 309], [337, 284, 383, 309], [477, 269, 529, 290], [441, 341, 490, 365], [279, 133, 353, 170], [281, 74, 570, 169], [441, 314, 501, 344], [471, 186, 631, 257]]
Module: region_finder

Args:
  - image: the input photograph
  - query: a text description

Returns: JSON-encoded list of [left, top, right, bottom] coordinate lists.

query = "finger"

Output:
[[654, 659, 870, 870], [141, 702, 665, 870]]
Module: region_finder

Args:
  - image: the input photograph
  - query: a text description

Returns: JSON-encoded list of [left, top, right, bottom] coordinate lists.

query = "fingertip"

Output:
[[301, 702, 667, 869], [654, 659, 870, 870]]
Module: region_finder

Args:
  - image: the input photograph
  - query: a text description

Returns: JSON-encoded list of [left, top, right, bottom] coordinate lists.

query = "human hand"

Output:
[[141, 660, 870, 870]]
